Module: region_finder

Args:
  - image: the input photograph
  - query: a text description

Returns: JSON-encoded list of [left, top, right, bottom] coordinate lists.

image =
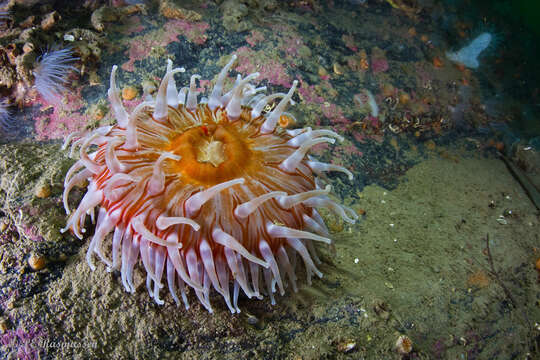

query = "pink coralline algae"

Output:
[[245, 30, 265, 47], [281, 35, 304, 57], [371, 56, 389, 74], [164, 19, 209, 45], [342, 34, 358, 52], [21, 223, 45, 242], [297, 82, 325, 104], [33, 92, 87, 140], [235, 46, 292, 87], [122, 19, 209, 71], [0, 324, 47, 360], [320, 102, 351, 134]]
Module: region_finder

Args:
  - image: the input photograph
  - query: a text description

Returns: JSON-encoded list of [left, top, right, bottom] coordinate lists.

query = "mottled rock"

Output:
[[41, 11, 60, 31], [221, 0, 251, 32], [159, 0, 202, 21]]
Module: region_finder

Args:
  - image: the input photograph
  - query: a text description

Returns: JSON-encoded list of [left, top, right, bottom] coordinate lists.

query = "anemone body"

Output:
[[62, 55, 357, 313]]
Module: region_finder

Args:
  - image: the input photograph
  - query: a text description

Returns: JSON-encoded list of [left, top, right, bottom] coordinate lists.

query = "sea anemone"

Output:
[[62, 55, 357, 313], [33, 48, 78, 103], [0, 1, 10, 27], [0, 97, 14, 134]]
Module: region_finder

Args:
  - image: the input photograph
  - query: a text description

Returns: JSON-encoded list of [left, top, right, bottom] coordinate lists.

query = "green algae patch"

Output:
[[0, 143, 72, 245]]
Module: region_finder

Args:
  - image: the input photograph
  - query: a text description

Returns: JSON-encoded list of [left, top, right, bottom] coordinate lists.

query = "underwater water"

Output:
[[0, 0, 539, 359]]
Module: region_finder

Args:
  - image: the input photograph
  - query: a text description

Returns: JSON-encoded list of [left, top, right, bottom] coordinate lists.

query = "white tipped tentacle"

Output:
[[166, 59, 180, 107], [242, 85, 267, 106], [166, 257, 181, 306], [250, 93, 287, 119], [64, 159, 84, 186], [286, 127, 311, 137], [259, 239, 285, 296], [215, 257, 236, 312], [277, 185, 331, 209], [148, 152, 181, 195], [276, 246, 297, 293], [108, 65, 129, 127], [105, 138, 125, 174], [199, 238, 226, 297], [79, 133, 104, 174], [286, 238, 323, 280], [61, 182, 103, 238], [261, 80, 298, 134], [307, 160, 354, 181], [302, 214, 329, 237], [167, 243, 203, 291], [186, 248, 213, 312], [131, 217, 182, 248], [153, 68, 185, 120], [287, 129, 344, 147], [212, 228, 269, 268], [185, 178, 245, 216], [303, 196, 358, 224], [139, 237, 163, 290], [224, 247, 253, 298], [62, 131, 81, 151], [234, 191, 287, 218], [156, 215, 200, 231], [103, 173, 136, 201], [108, 226, 124, 272], [208, 54, 237, 110], [86, 207, 119, 271], [221, 74, 241, 106], [177, 87, 188, 105], [266, 222, 332, 244], [63, 168, 91, 215], [225, 72, 260, 120], [186, 74, 201, 111], [125, 101, 151, 150], [152, 246, 167, 305], [279, 137, 335, 173]]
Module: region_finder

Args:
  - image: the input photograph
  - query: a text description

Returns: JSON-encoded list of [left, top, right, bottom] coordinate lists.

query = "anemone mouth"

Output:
[[165, 105, 263, 187]]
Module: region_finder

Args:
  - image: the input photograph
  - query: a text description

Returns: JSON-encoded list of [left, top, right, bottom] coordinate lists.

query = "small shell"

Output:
[[28, 253, 47, 271], [395, 335, 412, 354], [337, 340, 356, 353]]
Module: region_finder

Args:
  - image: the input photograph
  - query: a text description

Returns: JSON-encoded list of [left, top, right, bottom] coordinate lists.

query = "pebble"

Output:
[[246, 314, 259, 326], [333, 63, 344, 75], [35, 183, 51, 198], [22, 42, 34, 53], [318, 66, 328, 77], [122, 86, 138, 101], [41, 11, 60, 31], [0, 318, 8, 333], [142, 80, 157, 95], [337, 340, 356, 353], [395, 335, 412, 354], [28, 253, 47, 271]]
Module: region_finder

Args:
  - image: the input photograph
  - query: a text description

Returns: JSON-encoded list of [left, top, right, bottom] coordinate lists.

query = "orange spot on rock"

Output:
[[433, 57, 443, 68], [467, 270, 490, 288]]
